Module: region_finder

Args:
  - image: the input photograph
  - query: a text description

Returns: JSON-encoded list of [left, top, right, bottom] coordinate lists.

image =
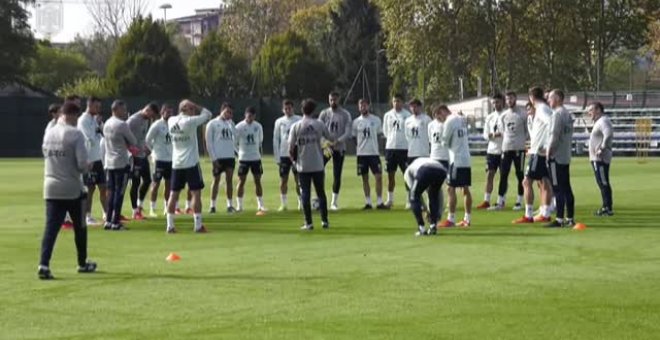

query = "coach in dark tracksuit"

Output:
[[39, 102, 97, 280]]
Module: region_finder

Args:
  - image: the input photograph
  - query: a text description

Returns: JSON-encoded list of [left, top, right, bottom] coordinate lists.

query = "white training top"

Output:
[[352, 113, 382, 156], [442, 113, 471, 167], [205, 117, 237, 161], [428, 120, 449, 161], [77, 112, 103, 162], [500, 107, 529, 152], [529, 102, 552, 155], [235, 120, 264, 162], [145, 118, 172, 162], [482, 110, 504, 155], [405, 113, 432, 157], [273, 114, 302, 160], [382, 108, 411, 150], [168, 109, 212, 169]]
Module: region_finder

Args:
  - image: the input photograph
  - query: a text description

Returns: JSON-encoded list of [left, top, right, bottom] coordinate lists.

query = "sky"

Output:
[[28, 0, 224, 43]]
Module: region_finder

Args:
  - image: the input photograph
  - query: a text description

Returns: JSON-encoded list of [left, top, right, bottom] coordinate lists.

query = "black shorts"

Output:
[[447, 164, 471, 187], [548, 159, 570, 188], [84, 160, 106, 186], [238, 160, 263, 177], [279, 157, 297, 178], [131, 157, 151, 180], [171, 164, 205, 191], [486, 153, 502, 171], [357, 155, 382, 176], [213, 158, 236, 176], [385, 149, 408, 173], [152, 160, 172, 183], [526, 154, 549, 180]]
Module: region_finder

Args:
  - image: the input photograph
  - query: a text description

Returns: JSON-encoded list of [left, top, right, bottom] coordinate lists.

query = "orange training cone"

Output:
[[256, 210, 267, 216], [573, 223, 587, 231], [166, 253, 181, 262]]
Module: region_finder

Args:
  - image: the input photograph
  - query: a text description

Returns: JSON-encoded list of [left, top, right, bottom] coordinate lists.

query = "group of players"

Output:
[[37, 87, 615, 278]]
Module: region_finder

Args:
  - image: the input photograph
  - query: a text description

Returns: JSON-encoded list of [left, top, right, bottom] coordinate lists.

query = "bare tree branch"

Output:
[[85, 0, 150, 40]]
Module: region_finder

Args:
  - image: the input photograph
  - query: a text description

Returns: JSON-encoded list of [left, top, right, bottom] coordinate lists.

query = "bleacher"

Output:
[[468, 107, 660, 156]]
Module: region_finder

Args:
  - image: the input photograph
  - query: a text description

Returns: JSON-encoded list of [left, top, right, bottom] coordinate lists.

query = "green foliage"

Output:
[[0, 0, 35, 85], [252, 31, 334, 99], [106, 16, 190, 98], [67, 33, 116, 77], [27, 42, 92, 93], [56, 76, 114, 98], [188, 31, 250, 98]]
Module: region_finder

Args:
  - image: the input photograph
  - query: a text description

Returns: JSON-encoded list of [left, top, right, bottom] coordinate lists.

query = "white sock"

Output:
[[257, 196, 264, 209], [210, 199, 216, 209], [193, 213, 202, 230], [150, 201, 156, 212], [517, 195, 523, 204], [497, 196, 505, 206], [137, 199, 143, 208], [377, 196, 383, 205], [226, 199, 233, 208], [448, 213, 456, 222], [484, 193, 491, 202], [166, 213, 175, 230], [464, 213, 471, 222], [86, 212, 91, 218], [525, 205, 534, 218], [133, 208, 139, 214], [542, 205, 551, 218], [556, 217, 564, 223], [365, 196, 372, 205], [175, 201, 180, 209], [237, 197, 244, 210], [280, 194, 287, 206], [332, 193, 339, 205], [387, 191, 394, 204], [185, 200, 191, 210]]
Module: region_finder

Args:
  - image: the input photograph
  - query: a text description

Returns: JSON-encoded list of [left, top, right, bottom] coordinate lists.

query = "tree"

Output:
[[27, 42, 92, 93], [326, 0, 389, 102], [56, 76, 114, 98], [252, 31, 334, 99], [220, 0, 314, 61], [85, 0, 149, 40], [188, 31, 250, 97], [67, 33, 116, 76], [107, 16, 190, 98], [0, 0, 35, 85]]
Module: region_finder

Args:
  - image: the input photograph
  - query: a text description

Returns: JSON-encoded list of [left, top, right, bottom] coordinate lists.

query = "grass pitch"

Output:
[[1, 157, 659, 339]]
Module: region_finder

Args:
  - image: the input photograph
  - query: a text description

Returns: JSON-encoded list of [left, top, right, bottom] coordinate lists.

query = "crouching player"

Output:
[[404, 157, 447, 236]]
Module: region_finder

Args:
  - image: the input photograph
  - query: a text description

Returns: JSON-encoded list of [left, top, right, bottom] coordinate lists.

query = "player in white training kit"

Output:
[[382, 94, 412, 207], [494, 91, 528, 211], [205, 102, 238, 214], [77, 96, 107, 226], [352, 98, 388, 210], [273, 99, 302, 211], [235, 106, 266, 213], [165, 100, 212, 233], [477, 94, 504, 210], [514, 87, 554, 224], [439, 106, 473, 228], [404, 98, 432, 165], [145, 103, 174, 217], [428, 105, 450, 170]]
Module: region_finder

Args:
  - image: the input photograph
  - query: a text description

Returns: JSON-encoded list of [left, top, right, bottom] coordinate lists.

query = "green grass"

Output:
[[1, 157, 659, 339]]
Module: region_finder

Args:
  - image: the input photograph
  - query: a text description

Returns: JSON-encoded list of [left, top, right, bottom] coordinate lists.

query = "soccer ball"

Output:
[[311, 198, 320, 210]]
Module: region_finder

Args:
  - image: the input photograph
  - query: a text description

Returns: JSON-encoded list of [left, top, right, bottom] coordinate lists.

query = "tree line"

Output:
[[2, 0, 659, 102]]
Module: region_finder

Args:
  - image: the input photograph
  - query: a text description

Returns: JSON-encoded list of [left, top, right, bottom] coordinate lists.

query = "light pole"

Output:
[[160, 3, 172, 22]]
